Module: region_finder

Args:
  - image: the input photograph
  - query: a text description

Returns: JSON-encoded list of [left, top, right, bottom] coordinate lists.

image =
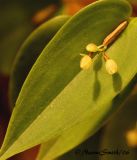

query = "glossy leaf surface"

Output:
[[9, 15, 69, 107]]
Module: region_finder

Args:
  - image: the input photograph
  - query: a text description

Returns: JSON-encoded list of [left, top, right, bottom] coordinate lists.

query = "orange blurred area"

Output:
[[11, 146, 40, 160], [126, 129, 137, 148], [32, 4, 58, 25], [62, 0, 96, 15]]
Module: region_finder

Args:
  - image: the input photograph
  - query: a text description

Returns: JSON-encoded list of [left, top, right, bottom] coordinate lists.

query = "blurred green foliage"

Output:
[[0, 0, 60, 75]]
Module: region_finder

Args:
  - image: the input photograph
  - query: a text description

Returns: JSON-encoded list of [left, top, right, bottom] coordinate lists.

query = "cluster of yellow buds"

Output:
[[80, 21, 128, 75], [80, 43, 118, 75]]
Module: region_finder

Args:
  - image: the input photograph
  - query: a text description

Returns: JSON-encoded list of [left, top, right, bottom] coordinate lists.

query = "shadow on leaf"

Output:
[[112, 73, 122, 92], [92, 55, 102, 101]]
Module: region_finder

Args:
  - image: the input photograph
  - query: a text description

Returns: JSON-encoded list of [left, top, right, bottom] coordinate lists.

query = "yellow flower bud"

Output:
[[105, 59, 118, 75], [86, 43, 99, 52], [80, 55, 92, 70]]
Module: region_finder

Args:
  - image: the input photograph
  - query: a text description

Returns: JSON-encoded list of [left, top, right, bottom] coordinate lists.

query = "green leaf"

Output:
[[9, 15, 70, 108], [58, 130, 101, 160], [37, 128, 102, 160], [100, 93, 137, 160], [0, 0, 132, 159], [36, 75, 137, 160]]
